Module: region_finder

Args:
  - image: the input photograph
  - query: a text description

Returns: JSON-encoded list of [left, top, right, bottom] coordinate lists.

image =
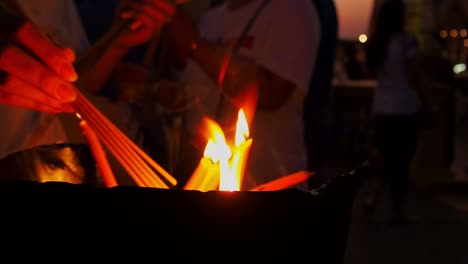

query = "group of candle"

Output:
[[184, 111, 253, 192], [181, 109, 312, 192]]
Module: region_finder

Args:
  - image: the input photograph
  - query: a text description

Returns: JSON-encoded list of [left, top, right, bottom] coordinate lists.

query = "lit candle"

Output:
[[230, 109, 252, 190], [231, 138, 253, 190], [184, 156, 219, 191], [184, 138, 227, 191], [197, 160, 220, 192], [79, 119, 118, 188]]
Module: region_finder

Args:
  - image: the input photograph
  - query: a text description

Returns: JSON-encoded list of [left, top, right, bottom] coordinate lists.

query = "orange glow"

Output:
[[335, 0, 374, 40]]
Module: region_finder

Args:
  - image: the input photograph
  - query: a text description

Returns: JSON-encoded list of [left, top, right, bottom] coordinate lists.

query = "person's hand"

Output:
[[0, 10, 78, 113], [114, 0, 177, 48], [114, 63, 150, 103]]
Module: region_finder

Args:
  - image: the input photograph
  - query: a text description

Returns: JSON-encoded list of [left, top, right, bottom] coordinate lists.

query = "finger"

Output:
[[0, 72, 73, 113], [0, 43, 77, 103], [0, 92, 68, 113], [12, 21, 78, 82]]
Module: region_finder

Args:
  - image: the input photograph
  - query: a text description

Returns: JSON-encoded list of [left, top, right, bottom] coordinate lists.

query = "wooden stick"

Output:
[[74, 94, 170, 187], [73, 100, 150, 187], [74, 96, 167, 188], [250, 171, 314, 192], [74, 92, 176, 186]]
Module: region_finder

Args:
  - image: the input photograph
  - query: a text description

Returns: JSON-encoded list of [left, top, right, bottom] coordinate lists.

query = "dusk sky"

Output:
[[335, 0, 374, 40]]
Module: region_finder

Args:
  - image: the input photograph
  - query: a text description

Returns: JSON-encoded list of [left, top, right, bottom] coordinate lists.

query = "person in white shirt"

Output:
[[141, 0, 320, 189], [365, 0, 425, 224]]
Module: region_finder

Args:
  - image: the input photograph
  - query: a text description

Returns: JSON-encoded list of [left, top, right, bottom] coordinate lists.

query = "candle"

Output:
[[197, 160, 220, 192], [79, 119, 118, 188], [231, 138, 253, 190], [219, 158, 235, 191], [184, 157, 219, 191]]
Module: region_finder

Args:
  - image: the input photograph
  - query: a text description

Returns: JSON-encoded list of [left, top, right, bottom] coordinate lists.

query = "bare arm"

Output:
[[77, 0, 176, 95], [166, 8, 296, 112], [191, 37, 296, 111]]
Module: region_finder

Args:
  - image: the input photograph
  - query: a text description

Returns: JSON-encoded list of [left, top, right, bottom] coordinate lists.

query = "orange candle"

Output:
[[184, 157, 220, 191], [231, 138, 252, 190], [79, 119, 118, 188]]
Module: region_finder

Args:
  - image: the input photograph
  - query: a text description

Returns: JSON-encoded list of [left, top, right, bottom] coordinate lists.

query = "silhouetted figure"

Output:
[[304, 0, 338, 188], [364, 0, 425, 225]]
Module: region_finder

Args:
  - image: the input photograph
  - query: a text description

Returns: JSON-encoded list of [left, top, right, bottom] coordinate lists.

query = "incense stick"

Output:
[[76, 93, 174, 186], [73, 91, 174, 188]]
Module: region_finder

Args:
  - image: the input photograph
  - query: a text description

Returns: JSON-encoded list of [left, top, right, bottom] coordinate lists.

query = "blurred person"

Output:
[[130, 0, 320, 189], [345, 44, 367, 80], [333, 45, 349, 81], [364, 0, 427, 224], [0, 0, 173, 183], [303, 0, 339, 189]]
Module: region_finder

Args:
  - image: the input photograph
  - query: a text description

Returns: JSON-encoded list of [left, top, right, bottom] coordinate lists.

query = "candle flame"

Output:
[[204, 136, 231, 163], [197, 109, 252, 192], [201, 118, 231, 162], [235, 109, 249, 146], [221, 109, 251, 191]]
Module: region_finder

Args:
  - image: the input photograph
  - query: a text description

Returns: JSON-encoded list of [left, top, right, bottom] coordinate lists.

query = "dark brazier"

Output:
[[0, 162, 368, 263]]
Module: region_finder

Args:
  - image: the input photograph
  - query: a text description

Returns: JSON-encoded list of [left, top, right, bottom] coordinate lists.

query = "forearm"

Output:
[[192, 39, 295, 110]]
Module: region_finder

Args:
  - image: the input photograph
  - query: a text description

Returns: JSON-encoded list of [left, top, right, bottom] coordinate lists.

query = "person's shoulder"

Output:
[[268, 0, 315, 13], [200, 3, 227, 23], [267, 0, 317, 21]]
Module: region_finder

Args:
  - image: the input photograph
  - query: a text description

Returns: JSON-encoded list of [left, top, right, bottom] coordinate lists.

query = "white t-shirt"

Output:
[[182, 0, 320, 188], [0, 0, 90, 158], [373, 32, 421, 115]]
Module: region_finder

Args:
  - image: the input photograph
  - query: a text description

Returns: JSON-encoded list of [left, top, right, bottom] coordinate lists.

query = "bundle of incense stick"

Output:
[[69, 1, 190, 188], [72, 89, 176, 188]]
